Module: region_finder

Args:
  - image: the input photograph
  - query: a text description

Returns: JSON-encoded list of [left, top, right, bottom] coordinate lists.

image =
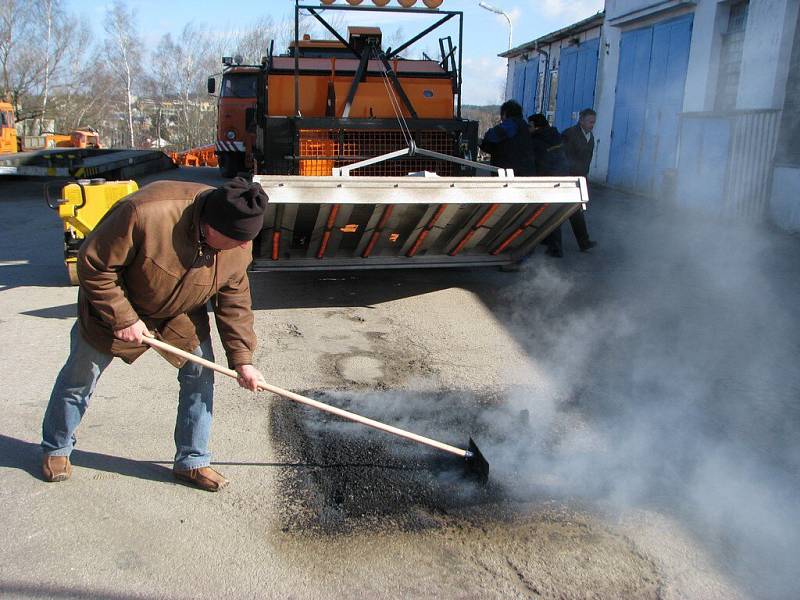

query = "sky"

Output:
[[66, 0, 603, 105]]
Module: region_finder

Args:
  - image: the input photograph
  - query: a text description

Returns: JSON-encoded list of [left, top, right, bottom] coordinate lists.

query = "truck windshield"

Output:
[[221, 73, 257, 98]]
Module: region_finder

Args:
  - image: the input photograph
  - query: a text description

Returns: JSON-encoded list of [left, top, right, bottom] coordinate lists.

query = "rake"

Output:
[[142, 336, 489, 483]]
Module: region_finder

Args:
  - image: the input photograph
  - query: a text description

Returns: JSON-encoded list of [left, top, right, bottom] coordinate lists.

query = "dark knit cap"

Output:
[[201, 177, 268, 241], [528, 113, 549, 128]]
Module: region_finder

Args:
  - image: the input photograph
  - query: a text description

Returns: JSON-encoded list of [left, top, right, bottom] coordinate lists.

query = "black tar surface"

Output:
[[269, 389, 517, 535]]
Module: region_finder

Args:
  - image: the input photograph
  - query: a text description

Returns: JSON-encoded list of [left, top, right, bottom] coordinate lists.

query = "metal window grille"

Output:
[[728, 1, 749, 33], [715, 1, 749, 111], [298, 129, 459, 176]]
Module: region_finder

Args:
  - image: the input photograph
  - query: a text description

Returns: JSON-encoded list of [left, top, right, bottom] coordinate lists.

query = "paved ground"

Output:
[[1, 167, 798, 599]]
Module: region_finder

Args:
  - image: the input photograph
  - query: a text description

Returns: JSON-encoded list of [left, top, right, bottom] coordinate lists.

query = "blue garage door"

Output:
[[522, 59, 539, 118], [511, 60, 527, 104], [510, 59, 539, 118], [554, 38, 600, 132], [608, 14, 693, 194]]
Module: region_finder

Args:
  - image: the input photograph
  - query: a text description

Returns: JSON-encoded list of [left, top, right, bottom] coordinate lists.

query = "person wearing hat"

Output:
[[40, 177, 269, 491], [528, 112, 597, 257]]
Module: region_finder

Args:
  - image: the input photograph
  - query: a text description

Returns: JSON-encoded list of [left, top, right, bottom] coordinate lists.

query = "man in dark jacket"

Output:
[[528, 113, 568, 177], [552, 108, 598, 255], [563, 108, 597, 177], [528, 113, 571, 257], [479, 100, 537, 176], [41, 178, 269, 492]]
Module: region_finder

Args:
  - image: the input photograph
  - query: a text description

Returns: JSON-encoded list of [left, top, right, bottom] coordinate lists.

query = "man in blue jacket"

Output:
[[479, 100, 537, 176]]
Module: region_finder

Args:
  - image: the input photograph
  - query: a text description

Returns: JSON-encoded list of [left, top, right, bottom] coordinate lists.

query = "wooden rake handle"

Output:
[[141, 336, 468, 458]]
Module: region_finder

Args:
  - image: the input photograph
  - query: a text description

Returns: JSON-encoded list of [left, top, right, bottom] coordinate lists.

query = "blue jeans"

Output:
[[41, 323, 216, 471]]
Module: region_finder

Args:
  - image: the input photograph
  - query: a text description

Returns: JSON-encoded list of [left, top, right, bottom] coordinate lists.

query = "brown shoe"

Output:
[[173, 466, 229, 492], [42, 455, 72, 482]]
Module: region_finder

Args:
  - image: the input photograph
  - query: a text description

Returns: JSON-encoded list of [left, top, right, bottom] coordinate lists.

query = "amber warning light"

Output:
[[320, 1, 445, 7]]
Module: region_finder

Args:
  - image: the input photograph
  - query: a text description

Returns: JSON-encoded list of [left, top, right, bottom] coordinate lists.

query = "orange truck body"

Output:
[[266, 58, 453, 119], [212, 22, 467, 178]]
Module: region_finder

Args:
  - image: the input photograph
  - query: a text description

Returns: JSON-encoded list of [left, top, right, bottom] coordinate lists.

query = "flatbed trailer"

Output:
[[0, 148, 175, 178], [252, 172, 588, 271]]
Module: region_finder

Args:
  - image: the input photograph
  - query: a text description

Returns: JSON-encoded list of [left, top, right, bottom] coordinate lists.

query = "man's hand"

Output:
[[235, 364, 266, 392], [113, 319, 149, 344]]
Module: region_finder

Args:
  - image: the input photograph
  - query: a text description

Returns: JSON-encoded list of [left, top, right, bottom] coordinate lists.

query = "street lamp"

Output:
[[478, 1, 512, 50]]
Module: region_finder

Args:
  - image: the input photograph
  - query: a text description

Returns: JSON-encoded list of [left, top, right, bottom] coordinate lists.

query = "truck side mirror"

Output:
[[207, 77, 216, 95]]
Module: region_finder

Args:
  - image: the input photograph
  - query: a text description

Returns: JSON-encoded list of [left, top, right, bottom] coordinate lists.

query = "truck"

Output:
[[0, 102, 102, 154], [222, 0, 590, 272], [22, 127, 101, 151], [208, 61, 259, 177]]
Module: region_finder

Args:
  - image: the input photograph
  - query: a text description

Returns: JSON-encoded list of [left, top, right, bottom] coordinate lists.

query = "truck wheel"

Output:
[[66, 262, 79, 285]]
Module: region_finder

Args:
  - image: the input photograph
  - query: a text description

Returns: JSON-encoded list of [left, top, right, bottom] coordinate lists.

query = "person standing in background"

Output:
[[528, 113, 568, 177], [479, 100, 537, 177], [479, 100, 538, 271], [528, 113, 571, 257], [556, 108, 598, 254]]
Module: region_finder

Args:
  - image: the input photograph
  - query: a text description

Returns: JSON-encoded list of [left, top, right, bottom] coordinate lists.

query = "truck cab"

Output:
[[209, 63, 259, 177]]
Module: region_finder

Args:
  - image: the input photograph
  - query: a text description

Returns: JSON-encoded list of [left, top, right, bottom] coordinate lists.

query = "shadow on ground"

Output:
[[0, 434, 171, 483]]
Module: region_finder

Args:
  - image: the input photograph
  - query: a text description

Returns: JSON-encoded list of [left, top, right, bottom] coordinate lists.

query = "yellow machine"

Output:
[[48, 178, 139, 284], [0, 101, 18, 154]]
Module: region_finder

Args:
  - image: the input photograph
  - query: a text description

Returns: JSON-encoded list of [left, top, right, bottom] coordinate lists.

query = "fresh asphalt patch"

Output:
[[269, 388, 527, 535]]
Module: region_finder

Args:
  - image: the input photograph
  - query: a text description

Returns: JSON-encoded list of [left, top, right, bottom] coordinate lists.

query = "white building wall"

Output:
[[505, 0, 799, 213], [682, 0, 727, 112], [606, 0, 696, 23], [738, 0, 800, 109], [593, 0, 800, 185], [591, 25, 620, 181], [770, 167, 800, 232]]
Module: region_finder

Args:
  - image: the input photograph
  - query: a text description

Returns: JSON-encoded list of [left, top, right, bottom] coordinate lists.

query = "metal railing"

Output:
[[676, 109, 781, 219]]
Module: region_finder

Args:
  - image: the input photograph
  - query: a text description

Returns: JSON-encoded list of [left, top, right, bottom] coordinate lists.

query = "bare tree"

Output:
[[38, 0, 52, 132], [36, 0, 78, 132], [103, 1, 142, 147], [228, 16, 280, 65], [54, 44, 116, 134], [174, 23, 217, 148], [0, 0, 44, 122], [145, 33, 176, 147]]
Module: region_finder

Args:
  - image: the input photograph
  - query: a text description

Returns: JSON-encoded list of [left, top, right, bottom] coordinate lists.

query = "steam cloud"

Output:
[[291, 197, 799, 598], [487, 205, 800, 600]]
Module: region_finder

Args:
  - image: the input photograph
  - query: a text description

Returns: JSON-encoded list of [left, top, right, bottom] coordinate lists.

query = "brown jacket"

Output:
[[77, 180, 257, 369]]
